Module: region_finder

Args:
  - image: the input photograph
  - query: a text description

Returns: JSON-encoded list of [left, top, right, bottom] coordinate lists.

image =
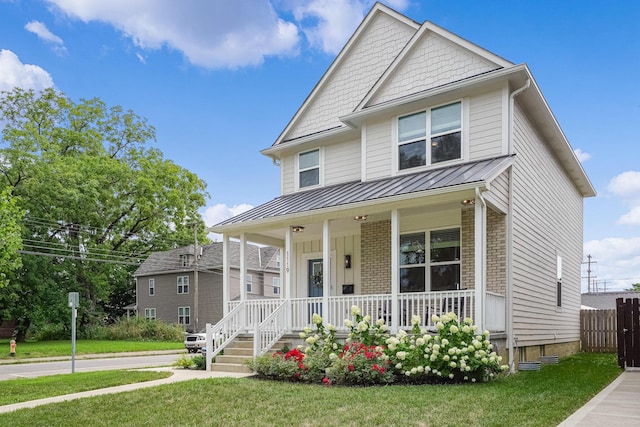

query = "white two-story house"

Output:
[[207, 3, 594, 371]]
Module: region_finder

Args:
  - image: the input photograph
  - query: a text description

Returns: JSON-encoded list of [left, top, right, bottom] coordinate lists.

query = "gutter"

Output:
[[507, 78, 530, 373]]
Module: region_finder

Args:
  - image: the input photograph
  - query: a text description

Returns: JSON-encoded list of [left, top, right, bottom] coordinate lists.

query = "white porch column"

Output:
[[474, 189, 487, 330], [391, 209, 399, 334], [285, 227, 293, 332], [322, 219, 330, 323], [222, 234, 230, 316], [239, 233, 248, 331]]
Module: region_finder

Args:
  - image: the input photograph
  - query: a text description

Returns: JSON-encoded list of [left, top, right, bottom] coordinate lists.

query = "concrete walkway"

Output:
[[0, 367, 252, 414], [558, 369, 640, 426]]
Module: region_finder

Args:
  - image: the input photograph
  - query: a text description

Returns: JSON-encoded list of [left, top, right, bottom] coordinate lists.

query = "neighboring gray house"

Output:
[[134, 242, 281, 332], [582, 292, 640, 310], [207, 3, 595, 371]]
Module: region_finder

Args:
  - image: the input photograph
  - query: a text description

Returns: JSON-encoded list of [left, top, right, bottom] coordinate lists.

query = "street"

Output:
[[0, 353, 183, 381]]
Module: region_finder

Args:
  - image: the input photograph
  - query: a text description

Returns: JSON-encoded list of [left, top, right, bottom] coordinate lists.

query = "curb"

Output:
[[0, 349, 187, 365]]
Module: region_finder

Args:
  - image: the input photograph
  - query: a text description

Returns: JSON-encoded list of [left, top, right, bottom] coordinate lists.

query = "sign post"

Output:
[[68, 292, 79, 373]]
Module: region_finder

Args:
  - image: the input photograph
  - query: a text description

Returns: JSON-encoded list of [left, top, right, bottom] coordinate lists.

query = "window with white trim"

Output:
[[177, 276, 189, 294], [145, 308, 156, 320], [180, 254, 192, 267], [273, 277, 281, 295], [398, 101, 462, 170], [149, 279, 155, 296], [178, 306, 190, 325], [298, 149, 320, 188], [556, 254, 562, 307], [399, 228, 461, 292], [246, 274, 253, 293]]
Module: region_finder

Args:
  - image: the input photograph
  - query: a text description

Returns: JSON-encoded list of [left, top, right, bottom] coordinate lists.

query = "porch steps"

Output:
[[210, 336, 291, 374]]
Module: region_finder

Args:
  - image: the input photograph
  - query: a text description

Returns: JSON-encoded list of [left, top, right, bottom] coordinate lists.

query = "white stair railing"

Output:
[[205, 301, 245, 371], [253, 301, 288, 357]]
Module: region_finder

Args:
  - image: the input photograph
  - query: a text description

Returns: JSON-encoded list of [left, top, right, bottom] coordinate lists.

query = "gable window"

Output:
[[177, 276, 189, 294], [246, 274, 253, 293], [180, 254, 192, 267], [273, 277, 281, 295], [399, 228, 460, 293], [149, 279, 155, 296], [145, 308, 156, 320], [178, 306, 190, 325], [299, 149, 320, 188], [398, 101, 462, 170]]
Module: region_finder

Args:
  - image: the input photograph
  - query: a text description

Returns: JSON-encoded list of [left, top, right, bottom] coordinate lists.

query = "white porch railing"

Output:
[[253, 301, 288, 356], [485, 291, 506, 332], [205, 301, 246, 370]]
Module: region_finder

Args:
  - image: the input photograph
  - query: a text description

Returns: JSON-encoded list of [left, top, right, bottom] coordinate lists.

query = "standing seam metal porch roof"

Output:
[[214, 155, 514, 228]]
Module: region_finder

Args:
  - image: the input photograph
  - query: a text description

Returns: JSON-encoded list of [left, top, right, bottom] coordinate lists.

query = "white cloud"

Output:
[[203, 203, 254, 241], [619, 206, 640, 226], [583, 237, 640, 292], [573, 148, 590, 163], [607, 171, 640, 225], [291, 0, 409, 54], [25, 20, 68, 56], [46, 0, 300, 69], [0, 49, 54, 92]]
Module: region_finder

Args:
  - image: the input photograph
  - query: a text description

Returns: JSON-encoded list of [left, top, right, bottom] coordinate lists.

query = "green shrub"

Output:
[[191, 355, 206, 370], [105, 317, 184, 341], [174, 354, 194, 369]]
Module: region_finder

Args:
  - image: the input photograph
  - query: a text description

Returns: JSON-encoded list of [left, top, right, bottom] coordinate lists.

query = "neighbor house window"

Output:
[[180, 254, 192, 267], [145, 308, 156, 320], [178, 306, 190, 325], [273, 277, 281, 295], [149, 279, 155, 296], [399, 228, 460, 292], [246, 274, 253, 293], [177, 276, 189, 294], [398, 101, 462, 170], [299, 149, 320, 188], [556, 254, 562, 307]]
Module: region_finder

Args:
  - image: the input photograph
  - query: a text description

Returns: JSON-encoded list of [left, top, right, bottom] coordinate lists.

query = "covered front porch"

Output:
[[206, 156, 512, 365]]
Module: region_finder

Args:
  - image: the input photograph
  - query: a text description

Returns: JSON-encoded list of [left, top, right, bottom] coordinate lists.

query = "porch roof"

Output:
[[213, 155, 513, 230]]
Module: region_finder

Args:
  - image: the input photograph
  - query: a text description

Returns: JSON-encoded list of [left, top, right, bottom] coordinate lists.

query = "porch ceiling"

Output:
[[211, 155, 513, 237]]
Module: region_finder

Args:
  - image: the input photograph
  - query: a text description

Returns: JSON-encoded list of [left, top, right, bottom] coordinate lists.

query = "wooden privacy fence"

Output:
[[616, 297, 640, 368], [580, 309, 617, 353]]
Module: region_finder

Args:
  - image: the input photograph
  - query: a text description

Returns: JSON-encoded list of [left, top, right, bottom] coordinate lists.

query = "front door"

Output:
[[308, 259, 323, 320]]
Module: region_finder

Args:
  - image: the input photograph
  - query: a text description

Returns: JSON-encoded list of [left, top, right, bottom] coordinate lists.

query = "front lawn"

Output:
[[0, 353, 621, 426], [0, 339, 184, 360]]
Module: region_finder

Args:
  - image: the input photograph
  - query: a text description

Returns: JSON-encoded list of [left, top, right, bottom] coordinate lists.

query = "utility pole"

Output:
[[582, 255, 597, 293], [194, 222, 199, 332]]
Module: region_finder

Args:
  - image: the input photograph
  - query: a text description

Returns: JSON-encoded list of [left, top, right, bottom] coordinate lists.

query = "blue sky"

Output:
[[1, 0, 639, 292]]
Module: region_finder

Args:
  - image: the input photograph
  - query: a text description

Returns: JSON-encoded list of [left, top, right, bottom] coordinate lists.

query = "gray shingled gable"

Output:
[[134, 241, 278, 277]]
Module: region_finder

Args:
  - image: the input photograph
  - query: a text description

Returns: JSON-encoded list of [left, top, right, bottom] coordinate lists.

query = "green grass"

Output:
[[0, 339, 184, 360], [0, 370, 172, 405], [0, 353, 621, 426]]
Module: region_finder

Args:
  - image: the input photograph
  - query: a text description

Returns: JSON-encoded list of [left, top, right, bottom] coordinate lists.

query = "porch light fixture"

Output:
[[344, 255, 351, 269], [291, 225, 305, 232], [353, 215, 368, 221], [461, 199, 475, 206]]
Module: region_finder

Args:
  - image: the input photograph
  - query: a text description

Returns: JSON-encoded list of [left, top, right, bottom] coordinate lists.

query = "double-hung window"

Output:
[[177, 276, 189, 294], [145, 308, 156, 320], [399, 228, 461, 292], [398, 101, 462, 171], [272, 277, 281, 295], [178, 306, 190, 325], [299, 149, 320, 188], [556, 254, 562, 307], [149, 279, 155, 296], [246, 274, 253, 293]]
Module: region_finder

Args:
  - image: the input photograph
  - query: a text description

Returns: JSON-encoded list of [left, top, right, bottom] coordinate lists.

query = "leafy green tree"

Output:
[[0, 187, 24, 287], [626, 283, 640, 292], [0, 87, 209, 340]]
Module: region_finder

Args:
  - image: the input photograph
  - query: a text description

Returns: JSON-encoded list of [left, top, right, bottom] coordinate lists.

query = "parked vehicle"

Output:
[[184, 333, 206, 353]]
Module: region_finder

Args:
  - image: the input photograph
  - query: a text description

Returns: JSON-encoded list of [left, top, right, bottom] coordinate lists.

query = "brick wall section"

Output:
[[461, 208, 506, 294], [461, 208, 475, 289], [361, 220, 391, 294], [487, 210, 506, 294]]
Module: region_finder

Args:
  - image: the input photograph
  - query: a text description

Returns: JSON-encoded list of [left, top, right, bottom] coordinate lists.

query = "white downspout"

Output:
[[507, 78, 530, 373]]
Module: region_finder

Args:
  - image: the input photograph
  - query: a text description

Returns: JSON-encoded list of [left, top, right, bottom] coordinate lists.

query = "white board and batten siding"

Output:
[[511, 103, 583, 347]]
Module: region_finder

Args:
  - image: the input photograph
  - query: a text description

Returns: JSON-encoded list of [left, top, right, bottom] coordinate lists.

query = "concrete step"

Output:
[[210, 362, 253, 374], [224, 347, 253, 357], [215, 354, 252, 365]]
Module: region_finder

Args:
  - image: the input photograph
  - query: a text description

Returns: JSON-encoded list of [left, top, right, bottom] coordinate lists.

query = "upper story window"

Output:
[[272, 277, 281, 295], [180, 254, 192, 267], [299, 149, 320, 188], [398, 101, 462, 171], [149, 279, 155, 296], [177, 276, 189, 294]]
